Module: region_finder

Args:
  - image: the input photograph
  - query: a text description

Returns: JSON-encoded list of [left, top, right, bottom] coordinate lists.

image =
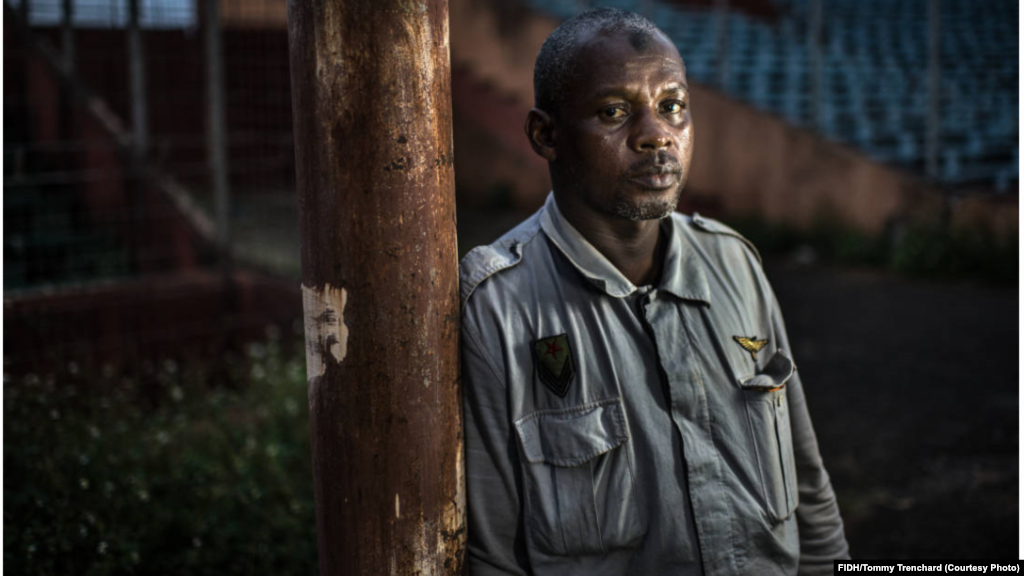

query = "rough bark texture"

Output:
[[286, 1, 465, 574]]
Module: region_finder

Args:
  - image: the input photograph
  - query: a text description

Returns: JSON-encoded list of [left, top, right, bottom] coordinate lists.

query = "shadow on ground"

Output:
[[765, 259, 1018, 558]]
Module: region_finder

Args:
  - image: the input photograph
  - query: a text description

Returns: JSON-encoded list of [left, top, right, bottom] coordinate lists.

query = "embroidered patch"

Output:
[[733, 336, 769, 362], [533, 334, 575, 397]]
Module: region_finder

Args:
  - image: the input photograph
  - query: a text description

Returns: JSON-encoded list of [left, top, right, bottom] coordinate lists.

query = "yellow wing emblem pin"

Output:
[[733, 336, 769, 362]]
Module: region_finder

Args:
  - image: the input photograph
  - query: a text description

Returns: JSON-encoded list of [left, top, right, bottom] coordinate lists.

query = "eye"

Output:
[[599, 106, 628, 120], [660, 100, 686, 115]]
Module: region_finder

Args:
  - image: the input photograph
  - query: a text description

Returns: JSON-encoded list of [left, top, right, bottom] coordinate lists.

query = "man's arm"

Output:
[[770, 292, 851, 574], [462, 313, 531, 576]]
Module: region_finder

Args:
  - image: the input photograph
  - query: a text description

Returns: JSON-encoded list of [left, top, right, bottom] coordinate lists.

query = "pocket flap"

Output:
[[514, 398, 629, 467], [739, 350, 795, 391]]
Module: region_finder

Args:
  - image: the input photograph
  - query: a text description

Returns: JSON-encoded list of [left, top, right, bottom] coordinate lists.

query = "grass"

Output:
[[3, 335, 318, 576], [726, 215, 1018, 284]]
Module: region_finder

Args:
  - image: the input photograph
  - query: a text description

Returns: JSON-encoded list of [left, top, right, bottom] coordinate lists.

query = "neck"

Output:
[[554, 193, 666, 287]]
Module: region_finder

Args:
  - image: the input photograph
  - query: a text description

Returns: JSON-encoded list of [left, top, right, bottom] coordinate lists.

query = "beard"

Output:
[[608, 152, 687, 221], [607, 184, 684, 221]]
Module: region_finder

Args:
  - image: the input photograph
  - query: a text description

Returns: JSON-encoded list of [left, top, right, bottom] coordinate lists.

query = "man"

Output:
[[459, 8, 849, 575]]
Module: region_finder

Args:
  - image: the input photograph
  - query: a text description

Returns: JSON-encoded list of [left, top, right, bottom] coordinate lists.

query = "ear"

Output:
[[525, 108, 558, 162]]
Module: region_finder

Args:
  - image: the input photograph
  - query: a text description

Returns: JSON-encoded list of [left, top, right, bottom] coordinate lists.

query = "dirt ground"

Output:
[[765, 259, 1018, 559]]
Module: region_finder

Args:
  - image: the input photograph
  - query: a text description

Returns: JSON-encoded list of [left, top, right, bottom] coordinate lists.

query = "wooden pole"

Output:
[[127, 0, 148, 159], [286, 1, 465, 575], [58, 0, 75, 174], [126, 0, 149, 274], [204, 0, 231, 256]]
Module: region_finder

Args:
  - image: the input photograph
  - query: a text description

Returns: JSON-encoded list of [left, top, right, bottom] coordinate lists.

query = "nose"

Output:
[[630, 109, 674, 152]]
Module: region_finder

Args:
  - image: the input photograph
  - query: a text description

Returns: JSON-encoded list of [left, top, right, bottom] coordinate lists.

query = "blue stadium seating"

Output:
[[521, 0, 1018, 192]]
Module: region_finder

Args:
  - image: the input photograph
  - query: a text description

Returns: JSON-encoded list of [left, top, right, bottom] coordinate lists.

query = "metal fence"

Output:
[[4, 0, 299, 374]]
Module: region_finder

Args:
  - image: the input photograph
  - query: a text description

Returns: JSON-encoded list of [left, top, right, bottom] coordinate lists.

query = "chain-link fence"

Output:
[[4, 0, 299, 375]]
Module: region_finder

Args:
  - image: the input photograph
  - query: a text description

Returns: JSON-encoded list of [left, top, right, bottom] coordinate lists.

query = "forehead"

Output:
[[570, 29, 686, 96]]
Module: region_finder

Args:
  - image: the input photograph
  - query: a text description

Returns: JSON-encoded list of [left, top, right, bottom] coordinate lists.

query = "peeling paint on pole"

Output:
[[286, 0, 465, 575], [301, 283, 349, 380]]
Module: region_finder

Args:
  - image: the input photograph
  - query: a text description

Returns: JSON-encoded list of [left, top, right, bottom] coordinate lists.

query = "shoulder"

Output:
[[458, 209, 547, 308], [673, 212, 762, 266]]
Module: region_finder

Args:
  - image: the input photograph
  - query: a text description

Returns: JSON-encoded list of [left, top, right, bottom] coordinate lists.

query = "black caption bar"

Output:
[[835, 561, 1022, 574]]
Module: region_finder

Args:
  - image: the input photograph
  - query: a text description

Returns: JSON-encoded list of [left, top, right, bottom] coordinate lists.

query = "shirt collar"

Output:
[[539, 193, 711, 305]]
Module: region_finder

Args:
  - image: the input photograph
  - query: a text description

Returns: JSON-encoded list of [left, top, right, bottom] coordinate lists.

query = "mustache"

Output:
[[624, 153, 683, 178]]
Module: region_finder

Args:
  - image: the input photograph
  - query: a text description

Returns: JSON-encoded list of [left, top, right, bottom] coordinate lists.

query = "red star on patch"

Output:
[[544, 339, 563, 358]]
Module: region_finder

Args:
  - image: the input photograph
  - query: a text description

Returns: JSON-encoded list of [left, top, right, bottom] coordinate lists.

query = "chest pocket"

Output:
[[740, 350, 799, 524], [514, 398, 644, 557]]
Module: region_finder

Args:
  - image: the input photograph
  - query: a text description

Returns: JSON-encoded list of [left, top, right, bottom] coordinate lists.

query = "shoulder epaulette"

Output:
[[458, 214, 542, 307], [689, 213, 762, 265]]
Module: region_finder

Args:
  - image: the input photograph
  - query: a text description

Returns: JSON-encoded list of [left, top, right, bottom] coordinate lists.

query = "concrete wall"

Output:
[[449, 0, 557, 211], [685, 85, 936, 233]]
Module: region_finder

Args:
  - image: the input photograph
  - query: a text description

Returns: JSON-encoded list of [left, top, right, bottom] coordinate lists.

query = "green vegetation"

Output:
[[727, 216, 1017, 284], [4, 337, 317, 575], [4, 183, 133, 290], [888, 220, 1018, 283]]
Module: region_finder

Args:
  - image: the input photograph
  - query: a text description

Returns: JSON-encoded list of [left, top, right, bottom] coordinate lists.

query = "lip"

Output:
[[628, 172, 679, 190]]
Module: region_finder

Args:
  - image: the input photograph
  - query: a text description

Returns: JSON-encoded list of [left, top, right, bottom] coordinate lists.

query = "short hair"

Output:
[[533, 8, 662, 114]]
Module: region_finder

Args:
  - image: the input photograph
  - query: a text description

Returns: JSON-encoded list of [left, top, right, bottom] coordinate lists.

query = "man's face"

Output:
[[552, 30, 693, 221]]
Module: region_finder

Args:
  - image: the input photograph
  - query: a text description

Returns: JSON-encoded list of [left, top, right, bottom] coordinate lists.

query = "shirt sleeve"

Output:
[[769, 290, 852, 574], [462, 310, 531, 576]]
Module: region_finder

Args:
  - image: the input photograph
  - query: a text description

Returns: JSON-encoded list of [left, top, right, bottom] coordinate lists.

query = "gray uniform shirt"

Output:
[[460, 194, 849, 576]]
